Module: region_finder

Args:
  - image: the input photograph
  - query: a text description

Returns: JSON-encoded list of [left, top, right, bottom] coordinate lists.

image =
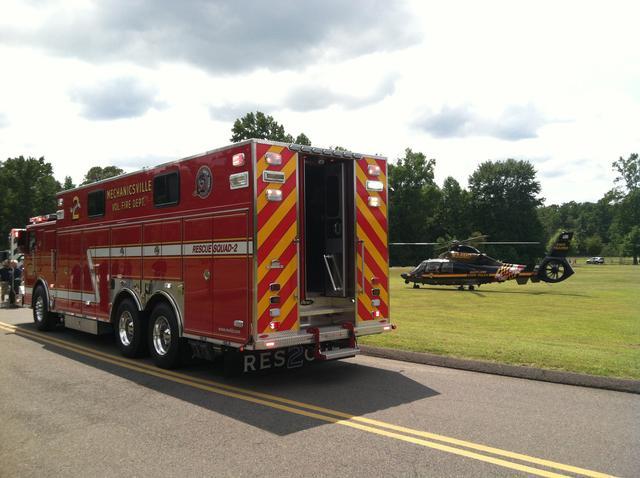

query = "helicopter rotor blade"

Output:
[[390, 240, 540, 247], [460, 235, 489, 244], [482, 241, 540, 245]]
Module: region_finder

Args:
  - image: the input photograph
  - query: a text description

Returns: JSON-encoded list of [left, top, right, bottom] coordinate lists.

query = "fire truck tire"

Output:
[[115, 299, 147, 358], [148, 302, 183, 369], [32, 286, 57, 331]]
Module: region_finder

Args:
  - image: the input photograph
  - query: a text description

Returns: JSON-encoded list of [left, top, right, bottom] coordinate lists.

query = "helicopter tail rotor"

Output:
[[537, 257, 574, 283]]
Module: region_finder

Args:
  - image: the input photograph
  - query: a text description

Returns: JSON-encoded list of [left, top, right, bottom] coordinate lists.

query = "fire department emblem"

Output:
[[194, 166, 212, 199], [70, 196, 81, 220]]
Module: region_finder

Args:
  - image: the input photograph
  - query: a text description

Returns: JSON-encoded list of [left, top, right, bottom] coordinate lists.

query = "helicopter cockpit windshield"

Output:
[[410, 260, 428, 274]]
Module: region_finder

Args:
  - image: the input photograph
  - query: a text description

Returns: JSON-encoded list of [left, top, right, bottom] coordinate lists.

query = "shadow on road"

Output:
[[11, 321, 439, 436]]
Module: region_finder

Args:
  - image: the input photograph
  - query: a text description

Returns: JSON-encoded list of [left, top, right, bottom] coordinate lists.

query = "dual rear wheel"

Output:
[[114, 299, 184, 369], [32, 288, 186, 369]]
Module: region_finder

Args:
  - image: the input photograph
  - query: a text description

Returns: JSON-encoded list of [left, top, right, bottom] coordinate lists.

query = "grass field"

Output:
[[360, 264, 640, 379]]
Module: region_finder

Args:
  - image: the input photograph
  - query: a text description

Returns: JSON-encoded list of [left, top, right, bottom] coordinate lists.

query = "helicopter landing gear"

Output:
[[458, 285, 476, 291], [413, 283, 420, 289]]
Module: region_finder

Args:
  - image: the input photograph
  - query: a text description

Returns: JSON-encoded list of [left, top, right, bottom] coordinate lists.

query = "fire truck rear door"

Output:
[[355, 157, 389, 323]]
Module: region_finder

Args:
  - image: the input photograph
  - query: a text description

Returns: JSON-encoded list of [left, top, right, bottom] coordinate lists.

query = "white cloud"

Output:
[[0, 0, 639, 205], [414, 103, 549, 140], [0, 0, 420, 74], [284, 75, 398, 112], [70, 77, 164, 120]]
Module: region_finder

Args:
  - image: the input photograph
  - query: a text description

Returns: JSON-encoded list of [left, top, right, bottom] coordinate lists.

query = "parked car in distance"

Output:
[[586, 256, 605, 264]]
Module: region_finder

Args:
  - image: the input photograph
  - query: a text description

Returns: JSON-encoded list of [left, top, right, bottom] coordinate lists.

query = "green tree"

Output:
[[622, 226, 640, 265], [438, 176, 471, 239], [388, 148, 441, 265], [468, 159, 544, 262], [584, 234, 603, 256], [230, 111, 311, 145], [538, 196, 616, 255], [612, 153, 639, 193], [0, 156, 60, 248], [294, 133, 312, 146], [81, 166, 124, 185], [607, 155, 640, 260], [610, 189, 640, 246], [62, 176, 75, 190], [538, 204, 563, 240]]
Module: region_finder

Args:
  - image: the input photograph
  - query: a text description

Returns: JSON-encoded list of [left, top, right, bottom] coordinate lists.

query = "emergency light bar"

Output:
[[288, 143, 363, 159], [29, 214, 57, 224]]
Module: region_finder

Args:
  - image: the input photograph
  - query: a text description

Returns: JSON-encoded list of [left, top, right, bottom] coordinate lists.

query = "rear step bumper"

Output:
[[320, 347, 360, 361], [251, 321, 392, 351]]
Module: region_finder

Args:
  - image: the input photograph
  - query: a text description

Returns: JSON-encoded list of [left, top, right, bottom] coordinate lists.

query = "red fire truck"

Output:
[[22, 140, 392, 372]]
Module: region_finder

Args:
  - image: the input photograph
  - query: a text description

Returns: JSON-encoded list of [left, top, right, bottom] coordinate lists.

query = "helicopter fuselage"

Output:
[[397, 231, 574, 290], [401, 257, 537, 288]]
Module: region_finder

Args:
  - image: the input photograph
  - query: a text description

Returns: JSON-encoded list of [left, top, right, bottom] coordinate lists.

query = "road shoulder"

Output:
[[360, 345, 640, 394]]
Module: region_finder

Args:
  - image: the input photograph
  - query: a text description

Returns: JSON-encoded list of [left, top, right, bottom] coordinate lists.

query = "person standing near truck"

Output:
[[0, 260, 11, 306], [8, 260, 21, 306]]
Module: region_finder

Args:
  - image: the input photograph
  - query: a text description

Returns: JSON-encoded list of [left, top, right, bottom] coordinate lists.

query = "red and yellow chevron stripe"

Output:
[[355, 157, 389, 322], [256, 145, 299, 334]]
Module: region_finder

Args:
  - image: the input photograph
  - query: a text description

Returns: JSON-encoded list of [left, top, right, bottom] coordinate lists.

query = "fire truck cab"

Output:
[[22, 140, 392, 372]]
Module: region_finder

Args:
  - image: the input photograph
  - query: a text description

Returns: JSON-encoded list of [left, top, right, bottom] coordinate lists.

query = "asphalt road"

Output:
[[1, 307, 638, 477]]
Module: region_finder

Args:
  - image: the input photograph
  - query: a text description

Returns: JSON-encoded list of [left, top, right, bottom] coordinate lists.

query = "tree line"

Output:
[[389, 150, 639, 266], [537, 153, 639, 264], [1, 111, 638, 265]]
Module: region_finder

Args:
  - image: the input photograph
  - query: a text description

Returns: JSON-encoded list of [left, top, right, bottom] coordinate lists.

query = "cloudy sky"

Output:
[[1, 0, 638, 204]]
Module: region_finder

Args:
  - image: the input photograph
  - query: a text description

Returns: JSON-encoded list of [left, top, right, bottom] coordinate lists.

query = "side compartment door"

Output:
[[67, 231, 83, 314], [355, 157, 389, 323], [142, 220, 182, 282], [110, 224, 142, 292], [41, 230, 57, 285], [183, 217, 214, 336], [212, 212, 250, 342], [82, 228, 110, 319], [55, 232, 71, 311]]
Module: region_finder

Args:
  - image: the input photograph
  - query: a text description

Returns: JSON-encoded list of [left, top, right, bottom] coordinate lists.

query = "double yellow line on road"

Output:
[[0, 320, 614, 478]]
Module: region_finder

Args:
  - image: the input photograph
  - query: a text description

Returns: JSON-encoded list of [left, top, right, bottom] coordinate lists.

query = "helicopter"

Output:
[[395, 231, 574, 290]]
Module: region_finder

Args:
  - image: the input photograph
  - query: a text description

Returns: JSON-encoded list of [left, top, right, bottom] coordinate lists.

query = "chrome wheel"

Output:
[[34, 296, 45, 323], [118, 310, 134, 347], [152, 316, 171, 356]]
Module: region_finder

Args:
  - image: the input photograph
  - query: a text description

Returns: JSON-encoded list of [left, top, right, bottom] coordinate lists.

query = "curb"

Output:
[[359, 346, 640, 394]]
